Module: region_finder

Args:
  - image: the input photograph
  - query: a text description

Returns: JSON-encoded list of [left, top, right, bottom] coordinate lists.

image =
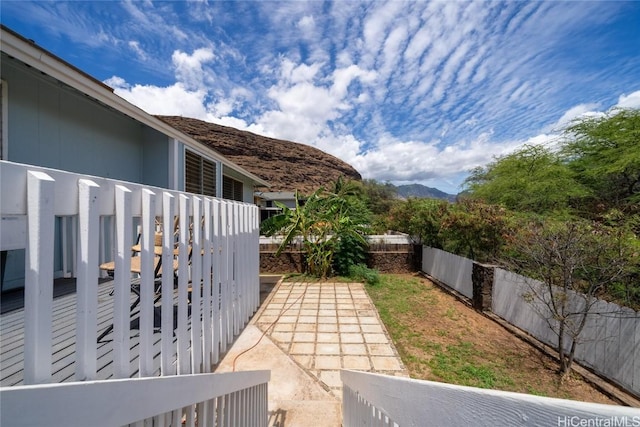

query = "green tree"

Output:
[[360, 179, 398, 215], [387, 198, 448, 247], [562, 108, 640, 211], [441, 199, 511, 262], [388, 198, 510, 262], [359, 179, 399, 233], [464, 145, 589, 215]]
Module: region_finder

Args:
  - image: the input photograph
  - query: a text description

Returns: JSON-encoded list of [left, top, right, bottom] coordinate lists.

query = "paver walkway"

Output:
[[215, 280, 408, 426]]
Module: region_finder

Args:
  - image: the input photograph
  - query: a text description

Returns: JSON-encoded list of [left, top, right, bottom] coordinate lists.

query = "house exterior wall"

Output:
[[1, 54, 174, 291], [0, 31, 266, 291], [142, 126, 171, 188], [1, 54, 170, 186]]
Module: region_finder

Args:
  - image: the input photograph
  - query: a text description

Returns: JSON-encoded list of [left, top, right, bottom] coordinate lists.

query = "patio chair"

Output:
[[97, 232, 180, 342]]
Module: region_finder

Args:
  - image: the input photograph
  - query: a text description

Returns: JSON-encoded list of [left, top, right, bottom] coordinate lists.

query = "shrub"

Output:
[[333, 233, 368, 277], [348, 263, 380, 285]]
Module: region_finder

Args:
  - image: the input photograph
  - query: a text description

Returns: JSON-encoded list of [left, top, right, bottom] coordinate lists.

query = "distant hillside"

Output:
[[158, 115, 362, 194], [395, 184, 456, 201]]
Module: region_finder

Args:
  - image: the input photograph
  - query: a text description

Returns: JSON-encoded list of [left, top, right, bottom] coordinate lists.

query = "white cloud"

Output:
[[616, 90, 640, 109], [171, 48, 215, 90], [547, 103, 600, 131], [297, 15, 316, 38], [128, 40, 147, 61], [110, 80, 209, 119], [350, 132, 525, 187], [81, 1, 637, 195]]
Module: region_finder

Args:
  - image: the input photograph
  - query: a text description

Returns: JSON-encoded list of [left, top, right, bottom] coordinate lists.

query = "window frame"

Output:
[[184, 147, 217, 197], [223, 175, 244, 202]]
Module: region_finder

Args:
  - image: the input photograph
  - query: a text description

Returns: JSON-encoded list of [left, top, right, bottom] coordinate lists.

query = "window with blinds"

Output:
[[185, 149, 216, 196], [223, 176, 244, 201]]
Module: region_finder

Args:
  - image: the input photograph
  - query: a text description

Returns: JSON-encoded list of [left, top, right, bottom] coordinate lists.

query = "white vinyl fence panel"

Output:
[[421, 247, 473, 298], [493, 268, 640, 396]]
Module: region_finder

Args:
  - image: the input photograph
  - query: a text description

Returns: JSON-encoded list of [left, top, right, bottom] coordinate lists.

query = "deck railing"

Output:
[[2, 371, 270, 427], [0, 160, 266, 426], [342, 370, 640, 427]]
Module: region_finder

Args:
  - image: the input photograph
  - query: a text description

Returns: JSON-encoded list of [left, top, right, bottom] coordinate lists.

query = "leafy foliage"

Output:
[[440, 199, 511, 262], [358, 179, 400, 233], [262, 178, 370, 278], [458, 108, 640, 307], [333, 233, 368, 277], [387, 198, 511, 262], [360, 179, 399, 215], [464, 144, 589, 215], [387, 198, 448, 247], [347, 263, 380, 285], [562, 108, 640, 210]]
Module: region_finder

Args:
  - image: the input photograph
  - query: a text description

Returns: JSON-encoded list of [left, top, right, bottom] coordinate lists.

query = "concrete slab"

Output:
[[216, 280, 408, 426], [215, 325, 342, 426]]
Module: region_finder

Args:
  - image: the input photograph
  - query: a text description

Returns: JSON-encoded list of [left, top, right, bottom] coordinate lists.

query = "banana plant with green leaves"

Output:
[[261, 181, 370, 278]]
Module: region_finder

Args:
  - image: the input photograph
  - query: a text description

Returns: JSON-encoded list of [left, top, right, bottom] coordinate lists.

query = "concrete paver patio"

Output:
[[215, 279, 408, 426]]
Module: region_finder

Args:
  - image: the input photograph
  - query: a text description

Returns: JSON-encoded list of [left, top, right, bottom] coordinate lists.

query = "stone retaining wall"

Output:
[[260, 244, 420, 274]]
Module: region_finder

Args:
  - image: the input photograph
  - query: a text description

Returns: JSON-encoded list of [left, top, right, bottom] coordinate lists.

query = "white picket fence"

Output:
[[0, 160, 268, 426], [342, 370, 640, 427]]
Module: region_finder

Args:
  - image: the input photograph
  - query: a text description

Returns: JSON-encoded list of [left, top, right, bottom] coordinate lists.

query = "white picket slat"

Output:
[[232, 203, 240, 337], [202, 198, 213, 372], [139, 189, 156, 378], [75, 179, 100, 381], [191, 196, 203, 375], [2, 161, 265, 424], [1, 371, 270, 427], [177, 194, 191, 375], [23, 171, 56, 385], [212, 198, 221, 364], [160, 191, 175, 377], [219, 200, 229, 353], [113, 185, 133, 378]]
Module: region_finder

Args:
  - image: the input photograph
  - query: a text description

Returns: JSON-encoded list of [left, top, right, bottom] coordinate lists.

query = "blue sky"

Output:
[[2, 1, 639, 194]]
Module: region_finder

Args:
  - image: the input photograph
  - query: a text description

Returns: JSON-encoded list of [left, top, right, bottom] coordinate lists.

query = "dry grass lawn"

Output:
[[365, 273, 616, 404]]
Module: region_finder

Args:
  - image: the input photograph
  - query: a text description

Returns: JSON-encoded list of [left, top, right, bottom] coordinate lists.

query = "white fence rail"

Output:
[[342, 370, 640, 427], [1, 370, 270, 427], [0, 160, 263, 423], [421, 247, 473, 298]]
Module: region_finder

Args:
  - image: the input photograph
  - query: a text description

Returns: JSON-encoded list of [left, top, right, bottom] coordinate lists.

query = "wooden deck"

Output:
[[0, 277, 276, 387], [0, 279, 176, 386]]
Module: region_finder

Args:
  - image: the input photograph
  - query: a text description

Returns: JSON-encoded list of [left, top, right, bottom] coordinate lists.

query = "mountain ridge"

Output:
[[157, 115, 362, 194], [157, 116, 455, 199], [395, 183, 457, 201]]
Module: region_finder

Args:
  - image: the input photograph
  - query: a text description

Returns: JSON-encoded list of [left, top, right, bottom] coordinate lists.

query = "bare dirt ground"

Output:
[[366, 273, 617, 404]]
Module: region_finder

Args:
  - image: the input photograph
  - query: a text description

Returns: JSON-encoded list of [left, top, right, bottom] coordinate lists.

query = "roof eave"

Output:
[[0, 25, 270, 188]]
